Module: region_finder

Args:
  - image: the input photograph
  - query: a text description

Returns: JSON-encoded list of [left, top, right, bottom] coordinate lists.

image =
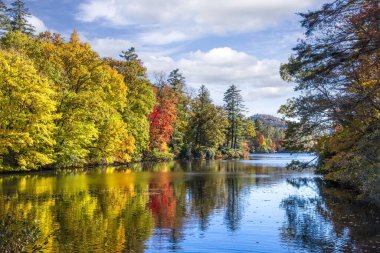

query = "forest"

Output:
[[0, 0, 289, 172]]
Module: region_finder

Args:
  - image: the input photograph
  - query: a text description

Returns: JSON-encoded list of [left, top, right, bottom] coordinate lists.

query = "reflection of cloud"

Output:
[[77, 0, 316, 44]]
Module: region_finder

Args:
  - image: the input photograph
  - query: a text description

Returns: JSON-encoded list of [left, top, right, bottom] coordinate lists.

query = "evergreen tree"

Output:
[[120, 47, 139, 63], [167, 69, 189, 156], [223, 85, 245, 149], [192, 85, 211, 146], [0, 0, 9, 33], [7, 0, 34, 34], [167, 68, 185, 92], [188, 85, 227, 154]]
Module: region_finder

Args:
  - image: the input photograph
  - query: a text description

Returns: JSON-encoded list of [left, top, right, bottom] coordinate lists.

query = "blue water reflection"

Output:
[[0, 153, 378, 252]]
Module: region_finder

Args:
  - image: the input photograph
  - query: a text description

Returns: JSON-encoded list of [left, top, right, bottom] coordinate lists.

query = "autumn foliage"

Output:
[[149, 86, 178, 153]]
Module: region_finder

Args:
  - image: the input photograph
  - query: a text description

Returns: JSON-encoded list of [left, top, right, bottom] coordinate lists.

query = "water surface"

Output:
[[1, 153, 379, 252]]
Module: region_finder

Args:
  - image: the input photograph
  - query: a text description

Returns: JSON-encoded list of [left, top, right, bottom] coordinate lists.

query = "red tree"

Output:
[[149, 86, 178, 152]]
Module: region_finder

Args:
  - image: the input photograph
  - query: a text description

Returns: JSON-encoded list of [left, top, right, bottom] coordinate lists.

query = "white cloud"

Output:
[[27, 15, 48, 34], [247, 87, 294, 101], [77, 0, 317, 44], [143, 47, 286, 89], [90, 38, 135, 57], [86, 37, 295, 114], [139, 47, 293, 114], [138, 31, 189, 45]]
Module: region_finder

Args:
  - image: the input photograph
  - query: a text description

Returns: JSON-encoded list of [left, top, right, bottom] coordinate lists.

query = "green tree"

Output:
[[120, 47, 139, 63], [0, 50, 57, 171], [7, 0, 34, 34], [188, 85, 228, 158], [0, 0, 10, 33], [105, 48, 156, 160], [167, 68, 185, 93], [223, 85, 245, 149], [167, 69, 190, 156], [280, 0, 380, 203]]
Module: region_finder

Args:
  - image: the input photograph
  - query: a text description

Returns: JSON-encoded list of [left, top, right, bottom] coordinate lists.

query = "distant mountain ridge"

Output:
[[251, 114, 287, 129]]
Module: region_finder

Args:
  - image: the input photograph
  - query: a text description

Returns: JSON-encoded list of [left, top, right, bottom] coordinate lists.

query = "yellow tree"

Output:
[[105, 48, 156, 161], [1, 31, 136, 166], [0, 50, 56, 170]]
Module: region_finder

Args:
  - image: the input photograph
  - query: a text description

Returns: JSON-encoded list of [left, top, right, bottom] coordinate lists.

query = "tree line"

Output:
[[250, 114, 286, 153], [0, 0, 273, 171]]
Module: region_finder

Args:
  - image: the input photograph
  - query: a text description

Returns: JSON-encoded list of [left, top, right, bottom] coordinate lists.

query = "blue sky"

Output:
[[21, 0, 323, 116]]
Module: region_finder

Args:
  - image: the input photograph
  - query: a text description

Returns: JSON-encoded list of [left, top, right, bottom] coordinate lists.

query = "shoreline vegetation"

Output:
[[0, 0, 379, 206], [280, 0, 379, 205], [0, 1, 284, 173]]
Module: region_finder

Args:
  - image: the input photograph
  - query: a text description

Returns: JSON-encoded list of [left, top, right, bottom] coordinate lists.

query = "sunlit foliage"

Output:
[[280, 0, 380, 203], [0, 50, 56, 170]]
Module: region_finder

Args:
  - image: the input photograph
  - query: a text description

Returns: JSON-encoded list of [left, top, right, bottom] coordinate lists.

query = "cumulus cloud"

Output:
[[138, 31, 189, 45], [139, 47, 293, 113], [27, 15, 48, 34], [77, 0, 316, 43], [90, 38, 135, 57], [144, 47, 287, 89]]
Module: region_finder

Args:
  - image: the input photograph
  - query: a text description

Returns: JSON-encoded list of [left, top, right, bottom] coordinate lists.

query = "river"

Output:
[[0, 153, 379, 252]]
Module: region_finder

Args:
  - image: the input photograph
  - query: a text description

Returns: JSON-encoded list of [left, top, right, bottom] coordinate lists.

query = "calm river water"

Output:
[[1, 153, 379, 252]]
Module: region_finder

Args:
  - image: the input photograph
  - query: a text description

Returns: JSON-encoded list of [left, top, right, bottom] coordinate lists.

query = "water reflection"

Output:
[[280, 177, 380, 252], [0, 156, 379, 252]]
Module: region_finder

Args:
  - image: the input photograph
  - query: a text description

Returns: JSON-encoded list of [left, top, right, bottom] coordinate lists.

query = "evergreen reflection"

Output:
[[224, 176, 244, 231]]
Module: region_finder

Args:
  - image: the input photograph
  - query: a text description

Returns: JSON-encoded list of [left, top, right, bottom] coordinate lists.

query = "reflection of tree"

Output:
[[0, 214, 40, 252], [53, 188, 154, 252], [122, 194, 154, 252], [224, 176, 244, 231], [0, 160, 270, 252], [0, 171, 155, 253], [147, 171, 186, 251], [186, 175, 226, 231], [280, 178, 380, 252]]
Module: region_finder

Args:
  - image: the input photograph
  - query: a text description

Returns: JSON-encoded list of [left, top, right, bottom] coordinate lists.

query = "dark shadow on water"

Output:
[[280, 177, 380, 253]]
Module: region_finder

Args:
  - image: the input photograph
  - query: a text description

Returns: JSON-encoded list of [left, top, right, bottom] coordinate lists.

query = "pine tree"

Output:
[[7, 0, 35, 34], [167, 69, 189, 156], [167, 68, 185, 93], [223, 85, 245, 149], [188, 85, 228, 154], [120, 47, 139, 63], [192, 85, 212, 146], [0, 0, 10, 33]]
